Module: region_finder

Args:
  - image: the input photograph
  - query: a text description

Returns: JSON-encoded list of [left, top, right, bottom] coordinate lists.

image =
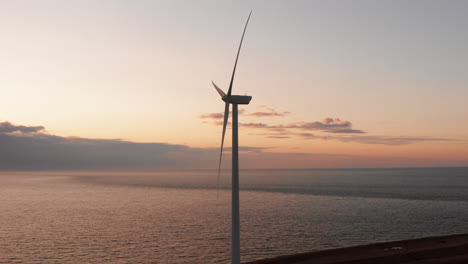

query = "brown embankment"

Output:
[[246, 234, 468, 264]]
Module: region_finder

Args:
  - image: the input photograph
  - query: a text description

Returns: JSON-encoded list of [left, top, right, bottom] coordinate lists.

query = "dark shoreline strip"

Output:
[[246, 233, 468, 264]]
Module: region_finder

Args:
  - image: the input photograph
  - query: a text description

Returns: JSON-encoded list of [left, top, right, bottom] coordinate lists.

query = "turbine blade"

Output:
[[227, 11, 252, 97], [212, 81, 226, 98], [217, 102, 230, 194]]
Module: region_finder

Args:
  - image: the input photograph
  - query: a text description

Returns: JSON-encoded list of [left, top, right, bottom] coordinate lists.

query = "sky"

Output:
[[1, 0, 467, 169]]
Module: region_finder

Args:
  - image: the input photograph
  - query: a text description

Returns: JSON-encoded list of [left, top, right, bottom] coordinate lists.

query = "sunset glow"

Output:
[[1, 0, 467, 169]]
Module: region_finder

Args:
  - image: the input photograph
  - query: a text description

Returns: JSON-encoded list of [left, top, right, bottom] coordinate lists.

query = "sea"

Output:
[[1, 167, 467, 264]]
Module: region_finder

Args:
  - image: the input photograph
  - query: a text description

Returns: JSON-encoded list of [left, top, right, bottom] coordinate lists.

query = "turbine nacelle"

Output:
[[224, 95, 252, 105]]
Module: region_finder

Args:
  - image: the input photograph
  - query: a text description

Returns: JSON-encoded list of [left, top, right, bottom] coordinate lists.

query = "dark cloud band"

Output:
[[0, 121, 44, 134]]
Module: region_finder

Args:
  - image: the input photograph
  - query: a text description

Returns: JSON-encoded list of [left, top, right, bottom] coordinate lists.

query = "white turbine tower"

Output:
[[212, 12, 252, 264]]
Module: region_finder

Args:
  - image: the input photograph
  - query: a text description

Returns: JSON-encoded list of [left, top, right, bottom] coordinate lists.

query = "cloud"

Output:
[[246, 112, 285, 117], [245, 105, 290, 117], [0, 132, 198, 170], [199, 105, 454, 147], [296, 133, 447, 145], [0, 122, 216, 170], [330, 135, 455, 146], [240, 122, 270, 128], [266, 135, 291, 139], [199, 109, 361, 133], [207, 114, 454, 145], [248, 130, 454, 145], [199, 113, 224, 120], [0, 121, 45, 134], [239, 118, 364, 134], [286, 118, 365, 134], [0, 122, 276, 170], [330, 128, 365, 134], [199, 105, 291, 121], [199, 109, 246, 120]]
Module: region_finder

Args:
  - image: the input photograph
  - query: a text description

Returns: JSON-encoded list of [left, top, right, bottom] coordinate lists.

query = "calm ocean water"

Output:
[[1, 167, 467, 263]]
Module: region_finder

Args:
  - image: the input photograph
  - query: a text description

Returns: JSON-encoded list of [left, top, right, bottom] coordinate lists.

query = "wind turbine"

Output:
[[212, 12, 252, 264]]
